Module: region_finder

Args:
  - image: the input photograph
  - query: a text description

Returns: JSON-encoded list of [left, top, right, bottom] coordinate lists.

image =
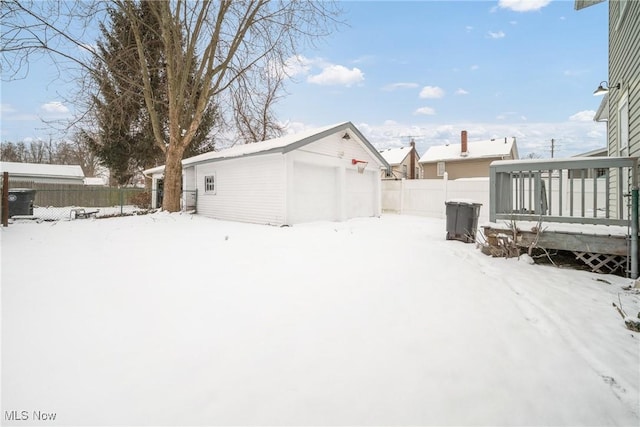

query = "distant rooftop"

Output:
[[379, 146, 413, 165], [0, 161, 85, 178], [419, 137, 518, 163]]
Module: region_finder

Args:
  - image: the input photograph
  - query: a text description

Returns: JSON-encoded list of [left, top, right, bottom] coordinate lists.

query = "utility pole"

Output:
[[551, 138, 555, 158]]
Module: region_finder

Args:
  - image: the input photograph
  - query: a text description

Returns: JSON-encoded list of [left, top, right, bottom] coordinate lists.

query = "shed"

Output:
[[0, 161, 85, 185], [144, 122, 390, 225]]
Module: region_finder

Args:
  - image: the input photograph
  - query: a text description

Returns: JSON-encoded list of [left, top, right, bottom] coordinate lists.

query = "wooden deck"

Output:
[[482, 224, 631, 275]]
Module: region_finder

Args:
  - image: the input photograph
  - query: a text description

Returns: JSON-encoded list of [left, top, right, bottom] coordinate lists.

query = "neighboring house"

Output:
[[144, 122, 390, 226], [569, 147, 609, 178], [419, 131, 519, 179], [379, 140, 423, 180], [0, 161, 85, 185]]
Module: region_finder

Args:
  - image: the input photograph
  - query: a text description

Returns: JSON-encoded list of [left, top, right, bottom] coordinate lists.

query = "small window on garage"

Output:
[[204, 174, 216, 194], [437, 161, 445, 177]]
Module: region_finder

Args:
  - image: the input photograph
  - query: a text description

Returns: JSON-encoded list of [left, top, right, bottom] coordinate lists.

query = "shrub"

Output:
[[130, 191, 151, 209]]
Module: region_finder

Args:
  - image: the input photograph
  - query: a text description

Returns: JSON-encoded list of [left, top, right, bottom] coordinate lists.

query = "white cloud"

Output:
[[382, 82, 419, 91], [569, 110, 596, 122], [488, 30, 506, 39], [419, 86, 445, 99], [470, 64, 479, 71], [510, 20, 518, 25], [498, 0, 551, 12], [40, 102, 70, 115], [465, 25, 474, 32], [414, 107, 436, 116], [279, 55, 314, 78], [455, 88, 469, 95], [307, 65, 364, 86], [1, 104, 16, 113], [318, 119, 607, 159]]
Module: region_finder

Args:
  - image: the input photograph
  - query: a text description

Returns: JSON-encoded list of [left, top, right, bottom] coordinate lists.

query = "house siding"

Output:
[[194, 153, 286, 225], [421, 158, 498, 179], [605, 0, 639, 217], [609, 0, 640, 159]]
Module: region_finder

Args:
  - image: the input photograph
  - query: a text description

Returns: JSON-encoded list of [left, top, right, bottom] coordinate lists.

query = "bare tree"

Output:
[[231, 64, 285, 144], [2, 0, 341, 211]]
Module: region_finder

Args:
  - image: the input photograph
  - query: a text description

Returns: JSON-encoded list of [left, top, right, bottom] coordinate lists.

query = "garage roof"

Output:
[[0, 161, 85, 179], [145, 122, 390, 174]]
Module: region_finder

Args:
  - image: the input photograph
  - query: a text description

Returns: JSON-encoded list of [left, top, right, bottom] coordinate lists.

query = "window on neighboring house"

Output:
[[437, 161, 445, 177], [204, 174, 216, 194], [402, 164, 408, 178]]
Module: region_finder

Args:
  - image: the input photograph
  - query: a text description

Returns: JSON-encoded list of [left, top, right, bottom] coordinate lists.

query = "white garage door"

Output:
[[346, 169, 375, 219], [292, 162, 337, 223]]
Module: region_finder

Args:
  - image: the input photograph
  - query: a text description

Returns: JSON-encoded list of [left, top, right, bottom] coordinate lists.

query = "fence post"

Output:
[[399, 178, 405, 214], [120, 188, 124, 215], [2, 172, 8, 227], [631, 187, 638, 279], [442, 171, 448, 219]]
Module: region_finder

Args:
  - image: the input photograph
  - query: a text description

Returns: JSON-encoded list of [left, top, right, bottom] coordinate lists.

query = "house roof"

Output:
[[379, 146, 412, 165], [0, 161, 85, 179], [419, 137, 518, 163], [574, 0, 605, 11], [145, 122, 390, 174], [594, 93, 608, 122], [573, 147, 608, 157]]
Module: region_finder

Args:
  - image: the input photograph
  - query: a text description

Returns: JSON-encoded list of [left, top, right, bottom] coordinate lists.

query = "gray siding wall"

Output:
[[609, 0, 640, 158]]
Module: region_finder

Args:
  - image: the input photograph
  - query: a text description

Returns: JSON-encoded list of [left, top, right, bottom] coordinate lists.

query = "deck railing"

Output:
[[490, 156, 639, 277], [489, 156, 638, 227]]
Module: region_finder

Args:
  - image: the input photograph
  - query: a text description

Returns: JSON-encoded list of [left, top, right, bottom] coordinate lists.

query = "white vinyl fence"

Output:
[[382, 173, 609, 227], [382, 174, 491, 224]]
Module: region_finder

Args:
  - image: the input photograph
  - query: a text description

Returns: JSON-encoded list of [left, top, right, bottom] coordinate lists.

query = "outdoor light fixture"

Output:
[[342, 132, 351, 140], [593, 81, 620, 96]]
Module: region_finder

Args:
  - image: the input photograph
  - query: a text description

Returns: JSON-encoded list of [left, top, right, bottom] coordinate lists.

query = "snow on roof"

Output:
[[84, 177, 107, 186], [144, 121, 389, 175], [379, 146, 411, 165], [0, 161, 85, 178], [419, 137, 517, 163], [182, 122, 350, 166]]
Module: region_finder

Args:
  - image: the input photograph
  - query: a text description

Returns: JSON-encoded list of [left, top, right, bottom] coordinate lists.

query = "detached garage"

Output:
[[144, 122, 390, 226]]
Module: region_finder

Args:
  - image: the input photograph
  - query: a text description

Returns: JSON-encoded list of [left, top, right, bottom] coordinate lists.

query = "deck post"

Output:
[[631, 187, 638, 278]]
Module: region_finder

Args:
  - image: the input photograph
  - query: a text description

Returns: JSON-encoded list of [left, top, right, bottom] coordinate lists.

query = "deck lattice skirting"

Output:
[[482, 225, 631, 275]]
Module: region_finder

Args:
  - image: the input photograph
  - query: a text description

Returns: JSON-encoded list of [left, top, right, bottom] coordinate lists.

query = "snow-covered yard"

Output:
[[1, 213, 639, 426]]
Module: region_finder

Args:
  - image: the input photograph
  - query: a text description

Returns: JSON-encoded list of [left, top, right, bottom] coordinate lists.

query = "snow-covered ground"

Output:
[[1, 213, 639, 426]]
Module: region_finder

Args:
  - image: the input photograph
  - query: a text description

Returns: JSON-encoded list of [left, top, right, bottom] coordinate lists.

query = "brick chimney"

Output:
[[461, 130, 468, 155], [410, 139, 416, 179]]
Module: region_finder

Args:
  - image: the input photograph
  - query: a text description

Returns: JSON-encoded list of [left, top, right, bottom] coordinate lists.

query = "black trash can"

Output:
[[445, 200, 482, 243], [8, 188, 36, 217]]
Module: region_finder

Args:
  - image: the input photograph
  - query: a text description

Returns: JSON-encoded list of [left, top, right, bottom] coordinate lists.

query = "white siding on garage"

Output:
[[346, 169, 377, 218], [299, 133, 382, 167], [195, 153, 286, 225]]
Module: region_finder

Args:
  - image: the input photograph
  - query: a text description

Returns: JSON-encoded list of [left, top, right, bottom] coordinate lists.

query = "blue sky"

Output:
[[0, 0, 609, 158]]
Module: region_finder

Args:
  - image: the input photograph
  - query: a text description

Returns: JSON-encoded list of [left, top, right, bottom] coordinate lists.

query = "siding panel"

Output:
[[195, 153, 286, 225]]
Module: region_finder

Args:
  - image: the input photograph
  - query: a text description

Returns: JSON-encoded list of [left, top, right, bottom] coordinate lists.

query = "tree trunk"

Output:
[[162, 144, 185, 212]]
